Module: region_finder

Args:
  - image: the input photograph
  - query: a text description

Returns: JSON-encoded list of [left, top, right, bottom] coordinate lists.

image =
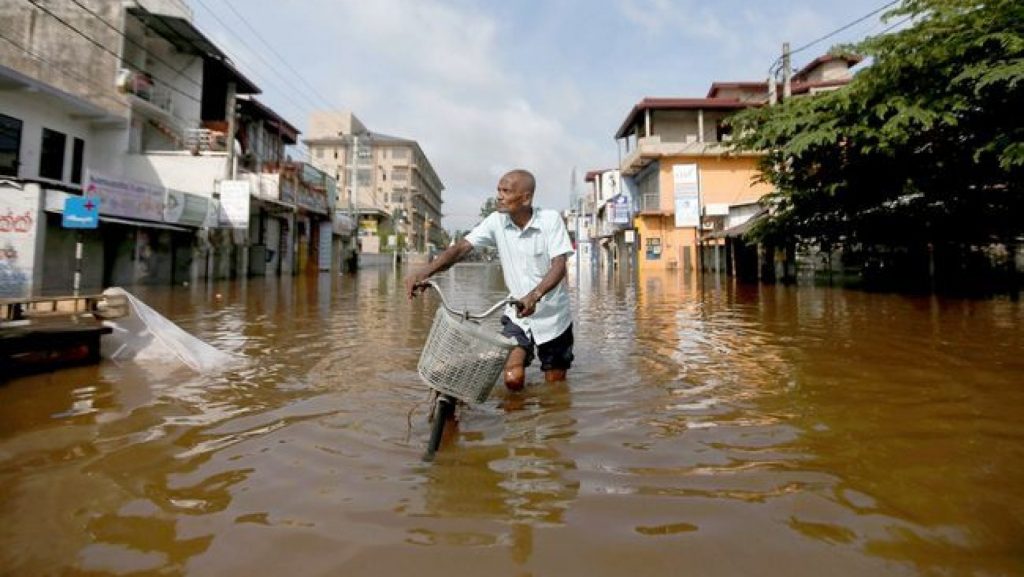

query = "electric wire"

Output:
[[767, 0, 900, 76], [22, 0, 202, 105], [66, 0, 204, 90], [195, 0, 358, 161], [0, 29, 130, 111]]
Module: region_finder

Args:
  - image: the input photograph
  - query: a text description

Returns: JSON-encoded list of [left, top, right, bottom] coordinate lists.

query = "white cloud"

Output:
[[194, 0, 892, 232]]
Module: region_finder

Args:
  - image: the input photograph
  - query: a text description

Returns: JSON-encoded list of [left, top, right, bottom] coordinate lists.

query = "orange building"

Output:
[[613, 55, 859, 273]]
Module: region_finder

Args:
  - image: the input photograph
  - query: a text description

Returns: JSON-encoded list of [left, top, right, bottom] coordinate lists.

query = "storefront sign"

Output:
[[609, 194, 631, 224], [673, 163, 700, 228], [0, 180, 39, 298], [164, 189, 210, 226], [85, 170, 165, 222], [218, 180, 250, 229], [63, 196, 100, 228]]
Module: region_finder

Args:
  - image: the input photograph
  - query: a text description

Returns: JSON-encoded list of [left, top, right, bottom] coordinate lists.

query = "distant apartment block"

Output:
[[304, 111, 445, 253]]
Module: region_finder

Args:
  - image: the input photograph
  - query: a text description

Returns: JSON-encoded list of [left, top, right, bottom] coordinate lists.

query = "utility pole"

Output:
[[570, 168, 580, 284], [224, 81, 236, 179], [782, 42, 792, 102], [348, 133, 359, 273]]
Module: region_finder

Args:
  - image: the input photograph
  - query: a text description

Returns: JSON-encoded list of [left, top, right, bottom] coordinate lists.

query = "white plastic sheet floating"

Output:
[[100, 287, 243, 373]]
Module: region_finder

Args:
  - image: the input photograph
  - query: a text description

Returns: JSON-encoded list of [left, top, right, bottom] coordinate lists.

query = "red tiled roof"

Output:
[[793, 54, 863, 82], [614, 98, 753, 139], [706, 82, 775, 98]]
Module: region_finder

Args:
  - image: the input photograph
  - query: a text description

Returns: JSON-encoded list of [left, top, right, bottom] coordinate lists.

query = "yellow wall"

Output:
[[635, 155, 769, 271]]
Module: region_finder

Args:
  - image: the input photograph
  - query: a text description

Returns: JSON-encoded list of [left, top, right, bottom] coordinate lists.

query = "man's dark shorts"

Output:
[[500, 316, 574, 372]]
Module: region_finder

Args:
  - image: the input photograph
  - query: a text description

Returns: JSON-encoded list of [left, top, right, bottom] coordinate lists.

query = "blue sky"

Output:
[[192, 0, 897, 232]]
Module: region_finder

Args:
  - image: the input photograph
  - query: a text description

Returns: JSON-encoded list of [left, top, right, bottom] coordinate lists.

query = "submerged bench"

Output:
[[0, 322, 113, 379], [0, 293, 128, 380]]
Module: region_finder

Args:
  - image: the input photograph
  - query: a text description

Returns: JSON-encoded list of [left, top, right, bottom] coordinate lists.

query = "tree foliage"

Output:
[[479, 197, 498, 219], [728, 0, 1023, 248]]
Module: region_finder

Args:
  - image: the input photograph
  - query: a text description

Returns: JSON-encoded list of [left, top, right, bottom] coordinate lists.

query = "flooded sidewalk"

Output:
[[1, 264, 1022, 576]]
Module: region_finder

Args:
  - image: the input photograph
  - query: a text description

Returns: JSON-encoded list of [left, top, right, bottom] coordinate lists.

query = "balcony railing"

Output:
[[118, 69, 173, 115]]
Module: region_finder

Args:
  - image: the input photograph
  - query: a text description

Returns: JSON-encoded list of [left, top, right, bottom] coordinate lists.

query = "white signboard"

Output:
[[165, 190, 210, 226], [318, 223, 333, 271], [673, 163, 700, 228], [0, 180, 40, 298], [218, 180, 251, 229], [86, 170, 165, 222]]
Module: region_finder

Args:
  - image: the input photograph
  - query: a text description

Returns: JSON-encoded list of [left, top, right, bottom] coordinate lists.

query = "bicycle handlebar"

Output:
[[418, 280, 519, 320]]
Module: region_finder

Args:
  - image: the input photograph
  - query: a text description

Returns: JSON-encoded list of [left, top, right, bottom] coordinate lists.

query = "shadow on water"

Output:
[[1, 263, 1022, 576]]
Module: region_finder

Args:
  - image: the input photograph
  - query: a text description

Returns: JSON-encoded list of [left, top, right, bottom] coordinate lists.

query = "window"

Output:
[[392, 147, 409, 160], [392, 166, 409, 182], [0, 113, 22, 177], [357, 168, 372, 185], [315, 147, 324, 159], [71, 137, 84, 184], [39, 128, 66, 180]]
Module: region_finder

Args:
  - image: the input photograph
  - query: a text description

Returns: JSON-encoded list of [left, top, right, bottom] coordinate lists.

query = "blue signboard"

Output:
[[63, 196, 100, 229]]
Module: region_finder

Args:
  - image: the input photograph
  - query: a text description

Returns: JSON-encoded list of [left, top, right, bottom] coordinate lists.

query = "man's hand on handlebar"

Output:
[[405, 273, 430, 300], [514, 290, 541, 318]]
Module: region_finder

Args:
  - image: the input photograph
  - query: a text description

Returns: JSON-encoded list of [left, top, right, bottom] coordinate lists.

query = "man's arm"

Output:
[[516, 254, 567, 317], [404, 238, 475, 299]]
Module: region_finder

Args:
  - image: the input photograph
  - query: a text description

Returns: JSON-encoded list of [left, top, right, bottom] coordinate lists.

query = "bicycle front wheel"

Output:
[[424, 395, 455, 461]]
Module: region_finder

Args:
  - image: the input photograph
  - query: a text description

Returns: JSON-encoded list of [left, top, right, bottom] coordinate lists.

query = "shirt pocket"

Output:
[[529, 235, 548, 275]]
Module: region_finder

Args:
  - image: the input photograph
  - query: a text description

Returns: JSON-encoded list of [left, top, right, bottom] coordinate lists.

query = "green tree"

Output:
[[729, 0, 1023, 250], [479, 197, 498, 219]]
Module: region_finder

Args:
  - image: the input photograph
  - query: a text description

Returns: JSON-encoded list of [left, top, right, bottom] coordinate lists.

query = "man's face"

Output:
[[496, 174, 530, 213]]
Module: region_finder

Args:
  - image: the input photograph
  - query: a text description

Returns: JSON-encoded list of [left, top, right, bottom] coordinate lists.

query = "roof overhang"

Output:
[[615, 98, 752, 139], [126, 6, 259, 94], [0, 64, 126, 126]]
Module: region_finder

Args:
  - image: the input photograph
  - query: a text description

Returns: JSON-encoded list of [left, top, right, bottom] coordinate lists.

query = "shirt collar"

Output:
[[502, 207, 540, 231]]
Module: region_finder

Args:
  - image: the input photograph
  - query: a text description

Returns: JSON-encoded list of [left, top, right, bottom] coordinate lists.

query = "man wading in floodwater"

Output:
[[405, 169, 575, 390]]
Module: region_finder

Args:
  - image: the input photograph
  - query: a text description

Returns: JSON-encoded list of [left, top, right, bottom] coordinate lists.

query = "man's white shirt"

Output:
[[464, 208, 574, 344]]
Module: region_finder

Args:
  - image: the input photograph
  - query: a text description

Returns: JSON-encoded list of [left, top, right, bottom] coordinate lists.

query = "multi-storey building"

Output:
[[0, 0, 339, 297], [612, 54, 860, 274], [304, 111, 445, 256]]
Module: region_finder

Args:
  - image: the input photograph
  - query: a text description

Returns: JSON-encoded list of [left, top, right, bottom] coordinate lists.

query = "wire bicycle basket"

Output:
[[416, 282, 517, 404]]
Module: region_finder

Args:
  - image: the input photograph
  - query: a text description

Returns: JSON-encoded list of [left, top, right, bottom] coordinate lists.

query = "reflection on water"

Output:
[[1, 264, 1023, 576]]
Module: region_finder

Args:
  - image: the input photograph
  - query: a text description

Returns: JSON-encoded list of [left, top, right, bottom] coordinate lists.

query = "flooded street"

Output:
[[2, 264, 1023, 576]]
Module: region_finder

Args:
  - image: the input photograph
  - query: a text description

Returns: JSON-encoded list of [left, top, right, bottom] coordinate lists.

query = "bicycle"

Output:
[[414, 280, 519, 461]]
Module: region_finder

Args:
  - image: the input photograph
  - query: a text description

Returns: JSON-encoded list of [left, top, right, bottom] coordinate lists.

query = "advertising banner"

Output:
[[85, 170, 165, 222], [609, 194, 631, 225], [673, 163, 700, 228], [218, 180, 251, 229], [165, 189, 210, 226]]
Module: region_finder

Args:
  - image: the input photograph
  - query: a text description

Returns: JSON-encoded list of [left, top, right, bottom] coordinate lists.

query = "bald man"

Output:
[[406, 169, 575, 390]]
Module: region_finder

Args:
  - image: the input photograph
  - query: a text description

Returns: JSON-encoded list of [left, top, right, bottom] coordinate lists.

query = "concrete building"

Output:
[[0, 0, 341, 297], [304, 111, 445, 259], [611, 54, 860, 275]]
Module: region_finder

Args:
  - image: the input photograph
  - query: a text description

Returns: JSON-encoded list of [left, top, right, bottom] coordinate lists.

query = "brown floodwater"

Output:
[[1, 263, 1022, 576]]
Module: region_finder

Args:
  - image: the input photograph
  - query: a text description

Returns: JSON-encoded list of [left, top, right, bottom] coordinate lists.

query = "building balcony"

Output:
[[620, 135, 756, 175]]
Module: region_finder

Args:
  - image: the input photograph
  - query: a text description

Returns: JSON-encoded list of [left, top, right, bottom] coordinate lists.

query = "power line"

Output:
[[188, 0, 356, 168], [22, 0, 202, 105], [768, 0, 900, 75], [190, 0, 327, 116], [219, 0, 340, 112], [66, 0, 203, 90], [0, 29, 129, 111], [204, 0, 363, 147]]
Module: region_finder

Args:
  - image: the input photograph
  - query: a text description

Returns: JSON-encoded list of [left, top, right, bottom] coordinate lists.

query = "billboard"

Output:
[[673, 163, 700, 228]]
